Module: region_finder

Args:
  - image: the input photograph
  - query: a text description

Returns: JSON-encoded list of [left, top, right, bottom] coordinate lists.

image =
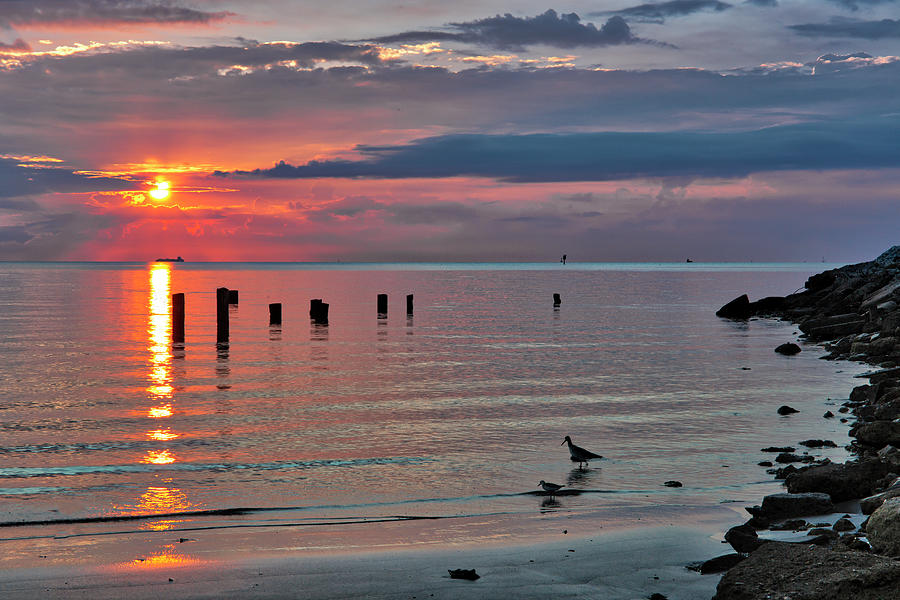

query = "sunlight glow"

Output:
[[148, 404, 173, 418], [148, 429, 179, 441], [142, 449, 177, 465], [149, 180, 171, 200]]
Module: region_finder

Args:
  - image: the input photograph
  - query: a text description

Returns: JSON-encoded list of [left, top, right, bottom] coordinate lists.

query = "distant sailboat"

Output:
[[686, 258, 693, 263], [155, 256, 184, 262]]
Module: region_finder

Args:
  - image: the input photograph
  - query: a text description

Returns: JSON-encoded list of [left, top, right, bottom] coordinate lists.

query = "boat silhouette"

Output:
[[155, 256, 184, 262]]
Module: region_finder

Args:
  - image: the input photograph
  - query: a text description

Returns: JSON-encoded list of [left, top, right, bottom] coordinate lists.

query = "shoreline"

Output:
[[0, 507, 741, 599], [710, 245, 900, 598]]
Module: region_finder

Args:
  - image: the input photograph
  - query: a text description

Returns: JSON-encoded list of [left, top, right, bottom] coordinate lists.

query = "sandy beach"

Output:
[[0, 507, 737, 600]]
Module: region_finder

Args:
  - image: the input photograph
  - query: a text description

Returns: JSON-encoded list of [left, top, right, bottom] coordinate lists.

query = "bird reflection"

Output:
[[567, 466, 600, 487], [539, 497, 561, 511]]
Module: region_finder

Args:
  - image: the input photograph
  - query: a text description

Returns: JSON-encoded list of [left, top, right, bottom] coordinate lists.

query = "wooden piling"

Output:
[[216, 287, 229, 342], [269, 302, 282, 325], [406, 294, 414, 315], [553, 293, 561, 307], [377, 293, 388, 315], [228, 289, 239, 304], [314, 302, 329, 324], [309, 299, 328, 324], [172, 293, 185, 343]]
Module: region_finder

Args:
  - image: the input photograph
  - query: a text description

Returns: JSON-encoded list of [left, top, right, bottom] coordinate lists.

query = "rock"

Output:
[[448, 568, 480, 580], [717, 294, 752, 319], [747, 492, 833, 520], [700, 553, 744, 575], [747, 296, 786, 315], [775, 452, 815, 464], [839, 533, 872, 552], [805, 271, 837, 292], [648, 594, 668, 600], [874, 400, 900, 421], [775, 342, 801, 355], [713, 541, 900, 600], [874, 246, 900, 267], [866, 498, 900, 556], [785, 460, 891, 502], [771, 464, 799, 479], [770, 519, 807, 531], [854, 421, 900, 448], [725, 524, 763, 553], [777, 405, 799, 415], [824, 411, 835, 418], [663, 480, 682, 487], [798, 439, 838, 448], [758, 461, 773, 467], [860, 488, 900, 515], [833, 518, 855, 532], [761, 446, 796, 453], [807, 527, 839, 541]]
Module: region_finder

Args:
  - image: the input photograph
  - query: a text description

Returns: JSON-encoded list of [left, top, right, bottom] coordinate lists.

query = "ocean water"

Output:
[[0, 262, 866, 554]]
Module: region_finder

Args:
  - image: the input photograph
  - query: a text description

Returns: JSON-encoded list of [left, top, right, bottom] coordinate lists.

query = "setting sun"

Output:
[[148, 180, 170, 201]]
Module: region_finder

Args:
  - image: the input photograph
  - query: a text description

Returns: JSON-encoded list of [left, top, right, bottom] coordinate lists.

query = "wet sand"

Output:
[[0, 508, 738, 599]]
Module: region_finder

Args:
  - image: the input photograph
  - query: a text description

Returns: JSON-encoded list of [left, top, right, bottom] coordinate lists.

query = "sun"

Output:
[[149, 180, 171, 201]]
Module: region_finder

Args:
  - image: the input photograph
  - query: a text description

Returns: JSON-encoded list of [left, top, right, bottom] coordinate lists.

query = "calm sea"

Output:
[[0, 262, 866, 552]]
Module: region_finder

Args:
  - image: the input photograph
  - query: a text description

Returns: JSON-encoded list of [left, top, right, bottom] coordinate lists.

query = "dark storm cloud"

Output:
[[744, 0, 777, 6], [0, 0, 232, 28], [0, 38, 30, 52], [0, 158, 133, 198], [220, 117, 900, 183], [595, 0, 732, 24], [367, 9, 643, 50], [789, 18, 900, 39]]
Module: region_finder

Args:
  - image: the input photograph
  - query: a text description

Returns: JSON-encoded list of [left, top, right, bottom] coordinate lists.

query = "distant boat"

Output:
[[686, 258, 694, 263], [155, 256, 184, 262]]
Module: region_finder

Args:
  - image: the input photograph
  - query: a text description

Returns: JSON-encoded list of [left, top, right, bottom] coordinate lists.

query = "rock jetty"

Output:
[[711, 246, 900, 600]]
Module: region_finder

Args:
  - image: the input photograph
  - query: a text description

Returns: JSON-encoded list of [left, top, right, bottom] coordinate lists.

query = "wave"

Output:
[[0, 456, 433, 479]]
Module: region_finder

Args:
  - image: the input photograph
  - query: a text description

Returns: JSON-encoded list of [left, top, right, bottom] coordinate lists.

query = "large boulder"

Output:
[[785, 460, 891, 502], [713, 542, 900, 600], [746, 492, 833, 520], [717, 294, 752, 319], [725, 524, 763, 553], [867, 498, 900, 556], [854, 421, 900, 448]]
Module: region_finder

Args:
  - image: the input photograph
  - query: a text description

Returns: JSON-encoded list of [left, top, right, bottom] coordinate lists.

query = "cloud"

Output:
[[0, 0, 233, 28], [596, 0, 732, 24], [827, 0, 898, 11], [0, 157, 133, 198], [219, 116, 900, 183], [0, 38, 30, 53], [789, 18, 900, 39], [368, 9, 644, 50]]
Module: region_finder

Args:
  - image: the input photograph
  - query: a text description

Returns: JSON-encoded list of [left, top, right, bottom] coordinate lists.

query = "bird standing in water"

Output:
[[538, 480, 564, 495], [561, 435, 603, 467]]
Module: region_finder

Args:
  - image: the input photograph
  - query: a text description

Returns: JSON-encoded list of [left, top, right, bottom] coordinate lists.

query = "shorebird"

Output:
[[561, 435, 603, 467], [538, 480, 564, 495]]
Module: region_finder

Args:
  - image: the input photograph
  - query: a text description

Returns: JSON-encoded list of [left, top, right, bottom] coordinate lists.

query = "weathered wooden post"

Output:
[[553, 293, 561, 307], [377, 293, 388, 316], [309, 299, 329, 324], [216, 287, 229, 342], [269, 302, 282, 325], [406, 294, 414, 315], [228, 289, 239, 304], [172, 293, 185, 343]]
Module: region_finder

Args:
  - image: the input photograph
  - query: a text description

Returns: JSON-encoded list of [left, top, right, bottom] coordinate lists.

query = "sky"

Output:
[[1, 0, 899, 262]]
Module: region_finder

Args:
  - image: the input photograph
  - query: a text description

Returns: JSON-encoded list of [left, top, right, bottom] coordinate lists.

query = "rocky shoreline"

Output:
[[707, 246, 900, 600]]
